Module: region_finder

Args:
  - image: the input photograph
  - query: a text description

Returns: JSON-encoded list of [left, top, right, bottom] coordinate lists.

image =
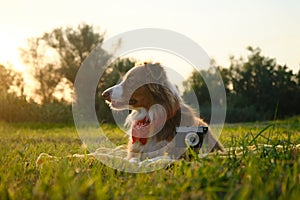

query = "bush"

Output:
[[0, 93, 72, 123]]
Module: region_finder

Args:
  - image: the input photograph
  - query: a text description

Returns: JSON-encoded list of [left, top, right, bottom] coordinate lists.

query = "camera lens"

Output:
[[185, 132, 200, 147]]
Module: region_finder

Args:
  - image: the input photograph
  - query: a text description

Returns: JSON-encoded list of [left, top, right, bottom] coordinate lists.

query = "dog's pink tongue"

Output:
[[131, 115, 167, 145], [132, 117, 151, 139], [135, 116, 150, 127]]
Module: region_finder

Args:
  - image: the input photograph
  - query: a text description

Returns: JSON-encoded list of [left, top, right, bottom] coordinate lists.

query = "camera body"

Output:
[[175, 126, 208, 148]]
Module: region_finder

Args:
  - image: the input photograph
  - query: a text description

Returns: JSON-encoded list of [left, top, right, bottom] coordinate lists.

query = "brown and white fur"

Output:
[[102, 63, 224, 160]]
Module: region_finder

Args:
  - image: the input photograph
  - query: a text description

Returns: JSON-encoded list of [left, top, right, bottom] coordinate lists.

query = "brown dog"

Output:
[[102, 63, 223, 160]]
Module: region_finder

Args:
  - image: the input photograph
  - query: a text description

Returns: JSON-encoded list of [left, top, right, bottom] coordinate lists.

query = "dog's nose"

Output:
[[102, 89, 111, 101]]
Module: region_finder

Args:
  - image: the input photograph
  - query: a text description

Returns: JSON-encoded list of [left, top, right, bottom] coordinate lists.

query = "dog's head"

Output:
[[102, 63, 180, 113]]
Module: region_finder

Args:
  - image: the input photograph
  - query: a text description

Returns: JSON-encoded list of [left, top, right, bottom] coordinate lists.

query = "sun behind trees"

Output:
[[0, 24, 135, 122], [20, 24, 105, 103]]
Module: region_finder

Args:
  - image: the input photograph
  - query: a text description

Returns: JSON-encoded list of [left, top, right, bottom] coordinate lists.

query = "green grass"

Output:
[[0, 117, 299, 200]]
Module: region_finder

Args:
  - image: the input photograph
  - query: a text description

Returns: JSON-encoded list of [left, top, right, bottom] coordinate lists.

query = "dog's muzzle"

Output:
[[102, 84, 124, 102]]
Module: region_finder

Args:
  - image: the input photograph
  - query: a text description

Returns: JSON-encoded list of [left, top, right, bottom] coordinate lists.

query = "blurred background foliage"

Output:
[[0, 24, 299, 123], [183, 47, 300, 122]]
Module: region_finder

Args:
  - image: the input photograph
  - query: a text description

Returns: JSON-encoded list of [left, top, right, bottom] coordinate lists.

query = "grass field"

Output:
[[0, 117, 299, 200]]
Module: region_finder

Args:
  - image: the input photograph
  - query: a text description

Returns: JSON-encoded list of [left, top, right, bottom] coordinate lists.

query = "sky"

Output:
[[0, 0, 300, 87]]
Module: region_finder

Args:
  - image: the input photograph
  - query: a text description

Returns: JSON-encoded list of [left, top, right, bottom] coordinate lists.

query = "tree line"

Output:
[[0, 24, 299, 123], [183, 47, 300, 122]]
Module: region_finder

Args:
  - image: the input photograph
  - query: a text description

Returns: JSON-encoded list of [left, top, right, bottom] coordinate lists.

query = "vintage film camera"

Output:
[[175, 126, 208, 148]]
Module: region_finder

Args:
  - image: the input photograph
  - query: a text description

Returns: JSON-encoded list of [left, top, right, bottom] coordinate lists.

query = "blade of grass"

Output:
[[249, 124, 274, 145]]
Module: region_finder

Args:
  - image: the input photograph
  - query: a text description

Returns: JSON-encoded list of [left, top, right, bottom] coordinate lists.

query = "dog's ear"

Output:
[[146, 83, 161, 95], [145, 63, 167, 82]]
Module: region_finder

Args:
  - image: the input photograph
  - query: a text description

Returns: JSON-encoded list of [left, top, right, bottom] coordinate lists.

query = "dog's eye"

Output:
[[129, 99, 137, 105]]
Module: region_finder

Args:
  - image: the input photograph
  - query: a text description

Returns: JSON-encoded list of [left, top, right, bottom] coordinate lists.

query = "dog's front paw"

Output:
[[128, 157, 139, 163]]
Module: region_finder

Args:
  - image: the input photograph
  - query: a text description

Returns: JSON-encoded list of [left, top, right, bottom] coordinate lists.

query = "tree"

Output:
[[0, 64, 24, 96], [97, 58, 136, 93], [0, 64, 14, 93], [42, 23, 104, 85], [0, 64, 28, 122], [20, 23, 137, 123], [96, 58, 135, 123], [20, 38, 61, 103], [229, 47, 299, 118], [182, 66, 227, 122], [20, 24, 107, 103], [182, 69, 210, 106], [183, 47, 300, 122]]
